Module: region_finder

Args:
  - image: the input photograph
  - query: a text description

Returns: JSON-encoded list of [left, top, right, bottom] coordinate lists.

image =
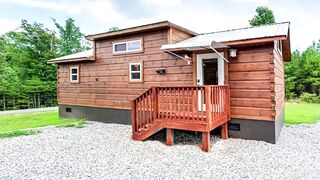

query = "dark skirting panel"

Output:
[[228, 115, 284, 144], [228, 119, 276, 143], [59, 104, 284, 144], [59, 105, 131, 125]]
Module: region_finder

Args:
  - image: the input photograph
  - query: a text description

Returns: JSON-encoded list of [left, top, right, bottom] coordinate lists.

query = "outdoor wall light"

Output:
[[229, 49, 237, 57], [156, 68, 166, 75]]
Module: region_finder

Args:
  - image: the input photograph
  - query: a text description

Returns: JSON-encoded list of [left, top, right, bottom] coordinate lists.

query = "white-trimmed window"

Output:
[[70, 66, 79, 83], [113, 39, 142, 53], [129, 63, 142, 82]]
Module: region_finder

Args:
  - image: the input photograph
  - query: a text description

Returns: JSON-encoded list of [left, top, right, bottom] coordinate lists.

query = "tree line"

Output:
[[1, 7, 319, 111], [0, 18, 89, 110], [285, 42, 320, 102]]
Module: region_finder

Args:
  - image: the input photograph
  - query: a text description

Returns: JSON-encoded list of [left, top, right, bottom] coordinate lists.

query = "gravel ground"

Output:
[[0, 107, 58, 115], [0, 122, 319, 180]]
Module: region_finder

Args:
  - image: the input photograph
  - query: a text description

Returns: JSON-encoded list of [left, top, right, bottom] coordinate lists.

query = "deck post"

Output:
[[201, 132, 210, 152], [205, 86, 212, 129], [166, 128, 174, 146], [152, 87, 158, 120], [131, 101, 137, 140], [221, 123, 228, 139]]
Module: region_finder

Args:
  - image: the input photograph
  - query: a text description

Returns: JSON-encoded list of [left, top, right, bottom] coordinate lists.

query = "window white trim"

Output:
[[196, 53, 224, 86], [113, 39, 142, 54], [129, 62, 143, 82], [70, 66, 79, 83]]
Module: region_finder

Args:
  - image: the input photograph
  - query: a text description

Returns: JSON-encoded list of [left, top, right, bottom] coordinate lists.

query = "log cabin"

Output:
[[48, 21, 291, 152]]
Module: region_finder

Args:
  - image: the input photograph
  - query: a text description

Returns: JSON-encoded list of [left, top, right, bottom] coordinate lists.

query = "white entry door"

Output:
[[196, 53, 224, 111]]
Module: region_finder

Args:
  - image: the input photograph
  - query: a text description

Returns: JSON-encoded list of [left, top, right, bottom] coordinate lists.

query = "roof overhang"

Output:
[[47, 49, 94, 64], [161, 40, 229, 52], [86, 21, 198, 41]]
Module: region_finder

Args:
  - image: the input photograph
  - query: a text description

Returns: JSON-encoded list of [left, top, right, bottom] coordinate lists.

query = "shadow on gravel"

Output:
[[146, 128, 222, 145]]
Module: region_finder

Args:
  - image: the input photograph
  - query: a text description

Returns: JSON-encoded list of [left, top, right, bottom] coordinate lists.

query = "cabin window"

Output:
[[70, 66, 79, 83], [129, 63, 143, 82], [113, 39, 142, 53]]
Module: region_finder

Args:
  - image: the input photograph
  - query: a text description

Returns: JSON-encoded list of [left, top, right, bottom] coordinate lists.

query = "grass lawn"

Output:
[[285, 102, 320, 124], [0, 111, 85, 138]]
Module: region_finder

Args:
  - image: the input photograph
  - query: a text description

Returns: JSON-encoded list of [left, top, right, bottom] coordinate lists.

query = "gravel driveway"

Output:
[[0, 122, 319, 179], [0, 107, 58, 115]]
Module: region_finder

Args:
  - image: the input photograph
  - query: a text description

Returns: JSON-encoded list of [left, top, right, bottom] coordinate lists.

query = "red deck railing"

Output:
[[131, 85, 231, 151]]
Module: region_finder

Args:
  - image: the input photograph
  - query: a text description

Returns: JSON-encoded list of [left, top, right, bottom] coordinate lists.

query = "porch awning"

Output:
[[160, 38, 229, 51]]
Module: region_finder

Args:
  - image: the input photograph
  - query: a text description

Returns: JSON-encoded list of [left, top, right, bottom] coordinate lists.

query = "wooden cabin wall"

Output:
[[168, 28, 193, 44], [272, 42, 285, 120], [228, 45, 275, 121], [57, 29, 194, 110]]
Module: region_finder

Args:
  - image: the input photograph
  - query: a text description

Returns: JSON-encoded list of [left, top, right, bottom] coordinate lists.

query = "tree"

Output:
[[249, 6, 275, 26], [108, 27, 119, 32], [0, 18, 89, 110], [285, 42, 320, 99], [0, 20, 59, 110], [52, 18, 90, 56]]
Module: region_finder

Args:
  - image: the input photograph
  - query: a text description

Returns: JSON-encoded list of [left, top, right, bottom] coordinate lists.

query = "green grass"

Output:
[[58, 119, 86, 128], [0, 111, 86, 135], [0, 130, 40, 139], [285, 102, 320, 125]]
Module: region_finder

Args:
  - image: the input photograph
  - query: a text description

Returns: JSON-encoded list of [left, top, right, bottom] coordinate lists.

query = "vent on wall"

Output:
[[228, 123, 240, 131], [66, 107, 72, 113]]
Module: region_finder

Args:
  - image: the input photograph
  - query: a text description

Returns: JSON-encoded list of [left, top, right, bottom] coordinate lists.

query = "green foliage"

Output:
[[0, 18, 88, 110], [58, 119, 87, 128], [52, 18, 90, 56], [0, 129, 40, 139], [300, 93, 320, 103], [108, 27, 120, 32], [285, 42, 320, 100], [285, 102, 320, 124], [249, 6, 275, 26]]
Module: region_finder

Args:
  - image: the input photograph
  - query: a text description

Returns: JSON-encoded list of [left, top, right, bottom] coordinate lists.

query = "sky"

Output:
[[0, 0, 319, 51]]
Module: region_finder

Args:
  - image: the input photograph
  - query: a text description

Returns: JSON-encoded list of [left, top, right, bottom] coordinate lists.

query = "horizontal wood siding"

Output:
[[169, 28, 193, 44], [57, 29, 194, 109], [273, 42, 285, 120], [229, 46, 275, 121]]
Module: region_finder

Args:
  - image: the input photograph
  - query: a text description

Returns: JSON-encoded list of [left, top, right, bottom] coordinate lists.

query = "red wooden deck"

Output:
[[131, 85, 231, 152]]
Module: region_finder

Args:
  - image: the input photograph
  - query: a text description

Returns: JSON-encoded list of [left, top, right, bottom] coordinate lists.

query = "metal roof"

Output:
[[161, 22, 290, 51], [86, 21, 198, 40], [47, 49, 93, 64]]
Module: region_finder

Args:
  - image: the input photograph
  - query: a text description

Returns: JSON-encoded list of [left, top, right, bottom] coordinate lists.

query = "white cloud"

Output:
[[142, 0, 183, 6], [233, 0, 269, 5], [0, 18, 20, 34], [0, 0, 318, 50], [0, 0, 81, 14]]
